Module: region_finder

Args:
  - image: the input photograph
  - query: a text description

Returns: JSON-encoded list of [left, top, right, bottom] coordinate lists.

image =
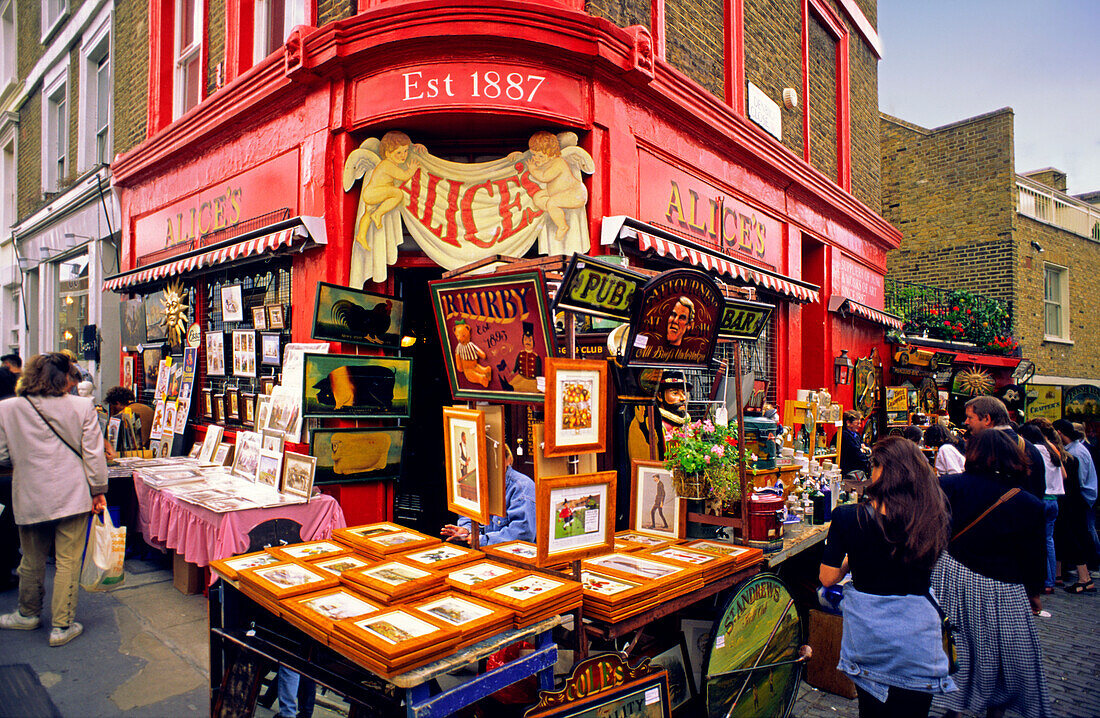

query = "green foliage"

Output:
[[885, 282, 1018, 354]]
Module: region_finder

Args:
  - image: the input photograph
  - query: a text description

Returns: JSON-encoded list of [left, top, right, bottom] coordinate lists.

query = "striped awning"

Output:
[[632, 231, 819, 303], [828, 296, 904, 330], [103, 224, 313, 292]]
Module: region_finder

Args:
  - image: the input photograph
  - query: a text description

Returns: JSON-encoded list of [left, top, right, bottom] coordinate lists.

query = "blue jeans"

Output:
[[1086, 506, 1099, 565], [1044, 498, 1059, 588], [277, 666, 316, 718]]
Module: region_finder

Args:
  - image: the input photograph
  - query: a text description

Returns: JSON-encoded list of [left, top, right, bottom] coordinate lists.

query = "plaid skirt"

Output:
[[930, 553, 1052, 718]]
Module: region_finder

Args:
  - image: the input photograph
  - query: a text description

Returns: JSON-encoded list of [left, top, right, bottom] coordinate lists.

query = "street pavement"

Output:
[[1, 555, 1096, 716]]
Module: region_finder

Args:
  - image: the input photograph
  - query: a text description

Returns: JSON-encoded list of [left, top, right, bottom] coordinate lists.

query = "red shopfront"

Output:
[[109, 3, 899, 528]]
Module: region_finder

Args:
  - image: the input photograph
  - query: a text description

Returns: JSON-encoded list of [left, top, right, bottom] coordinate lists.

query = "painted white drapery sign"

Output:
[[343, 131, 595, 286]]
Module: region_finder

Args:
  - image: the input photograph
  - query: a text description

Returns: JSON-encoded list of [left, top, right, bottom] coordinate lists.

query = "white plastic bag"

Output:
[[81, 510, 126, 591]]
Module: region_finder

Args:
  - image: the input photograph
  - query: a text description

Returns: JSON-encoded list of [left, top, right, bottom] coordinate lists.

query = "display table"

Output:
[[209, 575, 559, 717], [767, 522, 829, 568], [132, 473, 346, 568]]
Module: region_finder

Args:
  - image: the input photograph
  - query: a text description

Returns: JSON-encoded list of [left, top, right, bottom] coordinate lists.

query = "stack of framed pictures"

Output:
[[480, 541, 537, 565], [395, 543, 483, 573], [280, 585, 384, 634], [342, 559, 446, 604], [581, 552, 704, 604], [268, 540, 349, 563], [681, 540, 764, 572], [444, 561, 524, 595], [210, 550, 282, 581], [331, 608, 460, 678], [306, 553, 373, 579], [236, 560, 340, 609], [335, 528, 440, 561], [579, 568, 666, 623], [408, 591, 515, 648], [471, 571, 583, 628], [614, 531, 677, 553], [638, 545, 741, 584]]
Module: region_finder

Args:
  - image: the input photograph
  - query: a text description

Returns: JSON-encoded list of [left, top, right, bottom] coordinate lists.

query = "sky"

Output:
[[878, 0, 1100, 196]]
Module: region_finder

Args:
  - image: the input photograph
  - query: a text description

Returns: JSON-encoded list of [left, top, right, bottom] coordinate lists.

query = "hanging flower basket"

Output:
[[705, 463, 742, 505], [672, 468, 708, 500]]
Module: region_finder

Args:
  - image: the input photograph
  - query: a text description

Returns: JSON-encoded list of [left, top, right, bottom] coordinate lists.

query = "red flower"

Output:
[[725, 436, 738, 447], [953, 306, 960, 312], [944, 321, 951, 327], [966, 309, 972, 314]]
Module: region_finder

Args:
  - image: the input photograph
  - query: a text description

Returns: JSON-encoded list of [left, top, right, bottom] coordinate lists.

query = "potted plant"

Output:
[[664, 419, 744, 502]]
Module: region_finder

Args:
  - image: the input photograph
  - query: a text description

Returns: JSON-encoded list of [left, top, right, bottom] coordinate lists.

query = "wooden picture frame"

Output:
[[481, 404, 507, 517], [442, 406, 491, 524], [266, 304, 286, 330], [615, 531, 676, 551], [535, 471, 616, 565], [281, 586, 382, 634], [122, 354, 135, 392], [281, 451, 317, 499], [397, 544, 481, 573], [302, 353, 413, 419], [307, 554, 372, 578], [356, 530, 439, 557], [252, 305, 268, 330], [255, 448, 284, 489], [342, 560, 444, 602], [260, 376, 276, 395], [543, 358, 609, 458], [200, 388, 213, 419], [225, 387, 241, 422], [221, 284, 244, 322], [472, 571, 576, 611], [583, 552, 692, 584], [408, 591, 513, 642], [480, 541, 538, 565], [331, 523, 405, 550], [312, 282, 405, 349], [237, 560, 339, 600], [332, 608, 458, 659], [212, 394, 226, 424], [309, 427, 405, 484], [630, 460, 685, 540], [260, 333, 282, 366], [205, 331, 226, 376], [232, 329, 258, 378], [444, 561, 522, 594], [268, 540, 349, 562], [241, 392, 256, 426], [533, 423, 596, 480], [210, 550, 282, 581]]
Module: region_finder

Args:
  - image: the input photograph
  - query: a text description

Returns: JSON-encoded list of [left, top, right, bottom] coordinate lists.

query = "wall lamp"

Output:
[[1030, 241, 1044, 253], [834, 349, 853, 386]]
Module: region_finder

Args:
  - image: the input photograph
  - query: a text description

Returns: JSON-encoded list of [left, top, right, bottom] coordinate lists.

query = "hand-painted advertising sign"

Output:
[[429, 271, 557, 404], [555, 254, 645, 321], [718, 299, 773, 341], [626, 269, 723, 369], [132, 151, 299, 261], [638, 152, 783, 270], [345, 132, 594, 286], [832, 252, 885, 308], [1025, 385, 1062, 422], [1063, 384, 1100, 419]]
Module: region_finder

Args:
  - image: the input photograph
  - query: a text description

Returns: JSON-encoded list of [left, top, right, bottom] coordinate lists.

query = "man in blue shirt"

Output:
[[1054, 419, 1099, 567], [442, 444, 536, 546]]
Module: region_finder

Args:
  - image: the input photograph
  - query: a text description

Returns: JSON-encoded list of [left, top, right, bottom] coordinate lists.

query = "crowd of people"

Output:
[[824, 396, 1099, 717]]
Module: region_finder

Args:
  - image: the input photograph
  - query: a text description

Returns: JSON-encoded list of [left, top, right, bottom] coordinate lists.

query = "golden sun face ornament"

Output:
[[161, 280, 190, 346], [954, 366, 994, 396]]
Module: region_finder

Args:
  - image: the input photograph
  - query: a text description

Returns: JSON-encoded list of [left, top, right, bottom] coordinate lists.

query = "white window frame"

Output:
[[0, 122, 15, 236], [41, 62, 68, 192], [253, 0, 305, 62], [40, 0, 67, 43], [1043, 262, 1070, 342], [78, 6, 112, 170], [0, 0, 15, 89], [173, 0, 202, 119]]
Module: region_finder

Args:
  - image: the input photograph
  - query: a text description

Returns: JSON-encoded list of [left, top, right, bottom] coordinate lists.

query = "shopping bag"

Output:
[[80, 510, 126, 591]]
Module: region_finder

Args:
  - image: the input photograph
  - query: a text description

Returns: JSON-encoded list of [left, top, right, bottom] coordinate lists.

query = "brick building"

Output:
[[881, 109, 1100, 389]]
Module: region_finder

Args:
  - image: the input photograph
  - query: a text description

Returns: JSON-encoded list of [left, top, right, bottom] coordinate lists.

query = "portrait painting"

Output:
[[442, 407, 490, 524], [120, 298, 147, 350], [302, 354, 412, 419], [428, 271, 556, 404], [312, 283, 404, 349], [630, 460, 684, 539], [626, 268, 723, 369], [536, 471, 616, 564], [122, 354, 135, 392], [310, 428, 405, 484], [543, 358, 608, 457], [221, 284, 244, 322], [281, 452, 317, 499], [163, 401, 179, 436], [142, 346, 163, 382]]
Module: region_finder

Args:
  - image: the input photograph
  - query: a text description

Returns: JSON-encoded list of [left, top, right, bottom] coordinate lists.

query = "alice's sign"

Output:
[[344, 131, 594, 286], [626, 269, 723, 369]]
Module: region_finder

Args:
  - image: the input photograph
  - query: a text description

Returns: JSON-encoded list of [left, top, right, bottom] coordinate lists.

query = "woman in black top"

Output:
[[932, 429, 1051, 718], [820, 437, 954, 717]]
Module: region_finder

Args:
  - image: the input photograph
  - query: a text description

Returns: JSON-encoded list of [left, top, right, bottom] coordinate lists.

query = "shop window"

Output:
[[1043, 263, 1069, 341], [57, 254, 89, 356], [0, 0, 15, 89], [174, 0, 202, 118], [253, 0, 304, 61], [43, 68, 68, 191]]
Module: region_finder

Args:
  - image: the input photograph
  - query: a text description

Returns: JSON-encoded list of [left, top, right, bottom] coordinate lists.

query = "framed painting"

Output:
[[142, 346, 163, 383], [630, 460, 685, 539], [212, 393, 225, 423], [302, 353, 412, 419], [260, 376, 276, 395], [267, 304, 286, 330], [255, 449, 283, 490], [260, 333, 282, 366], [282, 587, 382, 634], [205, 331, 226, 376], [122, 355, 135, 392], [120, 298, 148, 350], [255, 394, 273, 431], [310, 427, 405, 484], [535, 471, 616, 565], [231, 431, 263, 480], [282, 452, 317, 499], [261, 429, 285, 453], [221, 284, 244, 322], [210, 550, 281, 581], [428, 270, 556, 404], [442, 407, 490, 525], [144, 289, 167, 342], [238, 560, 338, 600], [232, 329, 257, 378], [225, 387, 240, 422], [251, 305, 268, 331], [241, 392, 256, 426], [198, 425, 223, 463], [543, 358, 609, 457], [312, 282, 404, 349], [213, 443, 233, 465]]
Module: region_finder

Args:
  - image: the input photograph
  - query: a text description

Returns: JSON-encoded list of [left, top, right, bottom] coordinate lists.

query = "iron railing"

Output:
[[885, 278, 1016, 354]]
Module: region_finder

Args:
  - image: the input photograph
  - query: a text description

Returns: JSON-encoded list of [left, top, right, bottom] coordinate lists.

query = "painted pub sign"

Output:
[[625, 269, 723, 369], [344, 131, 595, 287], [429, 271, 557, 403]]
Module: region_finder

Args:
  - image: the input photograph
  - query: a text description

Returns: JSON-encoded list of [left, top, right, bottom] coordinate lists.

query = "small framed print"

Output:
[[261, 333, 281, 366], [232, 329, 257, 378], [107, 417, 121, 450], [221, 284, 244, 322], [238, 560, 339, 600], [332, 523, 405, 549], [266, 304, 286, 330], [332, 608, 457, 660], [444, 561, 521, 594], [252, 305, 268, 331], [398, 544, 481, 573], [213, 443, 233, 465], [225, 387, 240, 422], [122, 354, 135, 392], [281, 452, 317, 500], [535, 471, 616, 565], [442, 407, 490, 525], [200, 388, 213, 419], [543, 358, 609, 457], [210, 550, 282, 581], [212, 393, 225, 424], [474, 572, 575, 611], [198, 425, 224, 463], [255, 449, 284, 490], [283, 587, 382, 633], [231, 431, 263, 480], [261, 429, 284, 453], [268, 540, 349, 562], [342, 560, 444, 603], [615, 531, 676, 552], [255, 394, 273, 430], [630, 460, 685, 539], [358, 530, 439, 557], [308, 554, 371, 578], [481, 541, 538, 565], [187, 443, 201, 458], [206, 331, 226, 376], [408, 592, 511, 642], [241, 392, 256, 426], [260, 377, 276, 395]]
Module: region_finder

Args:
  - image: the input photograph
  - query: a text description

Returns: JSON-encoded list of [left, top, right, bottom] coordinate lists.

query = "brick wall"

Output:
[[114, 0, 150, 156], [744, 0, 804, 157], [1016, 217, 1100, 380], [665, 0, 724, 98], [16, 96, 41, 220], [585, 1, 650, 31], [848, 25, 879, 208], [318, 0, 356, 26], [880, 109, 1018, 302], [807, 15, 837, 181]]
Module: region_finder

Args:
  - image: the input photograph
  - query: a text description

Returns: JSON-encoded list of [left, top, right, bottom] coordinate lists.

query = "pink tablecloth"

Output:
[[133, 473, 347, 567]]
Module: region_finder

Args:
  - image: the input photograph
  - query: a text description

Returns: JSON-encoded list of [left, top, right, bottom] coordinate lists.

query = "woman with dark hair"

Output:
[[820, 437, 955, 717], [925, 423, 965, 476], [932, 429, 1050, 718], [1019, 422, 1065, 594], [0, 353, 108, 647]]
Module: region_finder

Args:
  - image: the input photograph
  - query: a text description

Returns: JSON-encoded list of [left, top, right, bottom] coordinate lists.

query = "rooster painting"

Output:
[[314, 282, 404, 348]]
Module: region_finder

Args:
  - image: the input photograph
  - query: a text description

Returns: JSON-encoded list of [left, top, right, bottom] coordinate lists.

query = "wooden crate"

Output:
[[806, 609, 857, 699]]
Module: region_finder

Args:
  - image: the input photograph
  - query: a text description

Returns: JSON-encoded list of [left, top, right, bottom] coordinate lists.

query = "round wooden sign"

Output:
[[185, 322, 202, 348]]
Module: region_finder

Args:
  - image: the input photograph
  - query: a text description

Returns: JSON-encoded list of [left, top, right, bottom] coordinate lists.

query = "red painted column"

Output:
[[724, 0, 745, 114], [146, 0, 174, 135]]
